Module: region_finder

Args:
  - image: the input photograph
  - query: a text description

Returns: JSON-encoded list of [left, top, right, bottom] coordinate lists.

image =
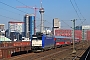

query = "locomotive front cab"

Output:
[[31, 34, 43, 51]]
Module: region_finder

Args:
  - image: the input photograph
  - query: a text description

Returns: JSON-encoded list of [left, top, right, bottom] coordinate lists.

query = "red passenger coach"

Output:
[[64, 37, 72, 45], [55, 36, 72, 47], [55, 38, 65, 46], [86, 30, 90, 41], [75, 30, 82, 41]]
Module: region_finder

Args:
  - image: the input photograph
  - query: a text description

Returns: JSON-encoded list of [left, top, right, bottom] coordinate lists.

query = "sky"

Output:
[[0, 0, 90, 31]]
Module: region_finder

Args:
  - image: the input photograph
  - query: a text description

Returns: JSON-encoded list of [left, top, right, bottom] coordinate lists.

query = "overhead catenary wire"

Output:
[[15, 0, 27, 6], [43, 13, 73, 29], [73, 0, 87, 26], [0, 14, 20, 21], [16, 0, 40, 34], [36, 19, 53, 31], [45, 0, 87, 27], [78, 19, 87, 26], [0, 1, 28, 22], [61, 20, 72, 28], [16, 0, 53, 33], [0, 1, 27, 13], [70, 0, 81, 20], [74, 0, 85, 20], [16, 0, 41, 23], [16, 0, 51, 24], [0, 7, 23, 16], [36, 16, 72, 30], [0, 1, 31, 22], [15, 0, 73, 29], [0, 0, 85, 27], [15, 0, 40, 19]]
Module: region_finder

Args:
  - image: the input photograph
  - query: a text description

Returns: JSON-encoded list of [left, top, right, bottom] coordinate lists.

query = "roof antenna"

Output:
[[40, 0, 42, 8]]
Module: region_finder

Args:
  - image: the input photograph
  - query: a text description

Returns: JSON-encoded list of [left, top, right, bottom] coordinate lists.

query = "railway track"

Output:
[[37, 42, 87, 60], [2, 40, 90, 60], [59, 41, 89, 60]]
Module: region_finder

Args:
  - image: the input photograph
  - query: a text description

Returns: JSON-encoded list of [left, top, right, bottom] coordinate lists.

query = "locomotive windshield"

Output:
[[32, 36, 37, 40], [32, 35, 37, 40], [37, 36, 42, 40], [32, 35, 42, 40], [37, 34, 43, 40], [32, 32, 43, 40]]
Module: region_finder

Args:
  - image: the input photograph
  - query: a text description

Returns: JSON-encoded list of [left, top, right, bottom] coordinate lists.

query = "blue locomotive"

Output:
[[31, 34, 55, 51]]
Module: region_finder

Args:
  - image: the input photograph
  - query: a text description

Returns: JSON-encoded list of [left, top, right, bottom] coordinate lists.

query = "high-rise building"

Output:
[[82, 25, 90, 40], [8, 21, 24, 41], [53, 18, 61, 28], [8, 21, 24, 33], [75, 26, 82, 30], [53, 18, 61, 35], [24, 14, 35, 38]]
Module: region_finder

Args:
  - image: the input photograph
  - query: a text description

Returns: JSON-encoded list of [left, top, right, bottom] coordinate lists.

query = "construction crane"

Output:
[[17, 0, 44, 34], [17, 6, 39, 35]]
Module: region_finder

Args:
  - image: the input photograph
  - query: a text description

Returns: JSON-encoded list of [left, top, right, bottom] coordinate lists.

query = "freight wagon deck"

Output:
[[0, 41, 31, 59], [2, 40, 90, 60]]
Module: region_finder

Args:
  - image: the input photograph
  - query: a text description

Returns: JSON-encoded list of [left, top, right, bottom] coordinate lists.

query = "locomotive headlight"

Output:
[[39, 44, 42, 46], [33, 44, 34, 46]]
